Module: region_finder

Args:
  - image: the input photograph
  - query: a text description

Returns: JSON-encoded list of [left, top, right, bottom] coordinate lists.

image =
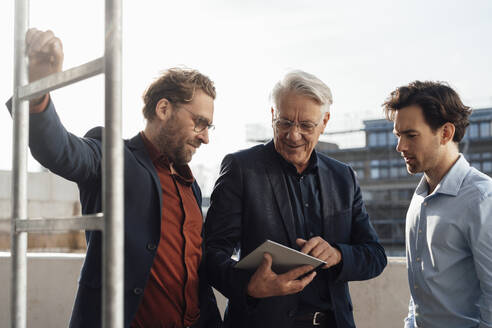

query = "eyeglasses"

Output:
[[274, 117, 321, 134], [181, 107, 215, 133]]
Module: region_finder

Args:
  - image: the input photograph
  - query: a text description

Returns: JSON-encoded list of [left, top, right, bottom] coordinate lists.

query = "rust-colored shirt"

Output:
[[131, 132, 203, 328]]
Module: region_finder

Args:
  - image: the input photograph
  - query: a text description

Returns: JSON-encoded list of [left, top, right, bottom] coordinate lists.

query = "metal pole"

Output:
[[11, 0, 29, 327], [103, 0, 124, 327]]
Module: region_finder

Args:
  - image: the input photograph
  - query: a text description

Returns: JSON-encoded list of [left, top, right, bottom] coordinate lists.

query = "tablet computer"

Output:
[[234, 239, 326, 274]]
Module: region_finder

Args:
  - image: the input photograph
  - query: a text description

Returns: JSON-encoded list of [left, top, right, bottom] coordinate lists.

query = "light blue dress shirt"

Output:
[[404, 155, 492, 328]]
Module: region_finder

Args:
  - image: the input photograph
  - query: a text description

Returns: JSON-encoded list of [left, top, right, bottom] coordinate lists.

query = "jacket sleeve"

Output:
[[204, 154, 253, 306], [332, 167, 387, 282], [7, 97, 102, 183]]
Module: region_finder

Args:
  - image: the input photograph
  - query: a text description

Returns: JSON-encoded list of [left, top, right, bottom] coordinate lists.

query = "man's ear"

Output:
[[155, 98, 172, 121], [320, 112, 331, 133], [441, 122, 456, 144]]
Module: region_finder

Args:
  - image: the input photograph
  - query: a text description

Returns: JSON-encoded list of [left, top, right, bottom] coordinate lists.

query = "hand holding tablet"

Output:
[[235, 239, 326, 273]]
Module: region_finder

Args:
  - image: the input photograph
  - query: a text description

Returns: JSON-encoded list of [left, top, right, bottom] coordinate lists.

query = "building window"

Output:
[[371, 168, 380, 179], [471, 161, 481, 170], [388, 131, 397, 146], [470, 153, 481, 160], [362, 191, 373, 201], [483, 161, 492, 172], [469, 123, 479, 139], [369, 133, 377, 147], [397, 189, 412, 201], [480, 121, 491, 138], [379, 167, 389, 179], [377, 132, 387, 146], [368, 131, 396, 147]]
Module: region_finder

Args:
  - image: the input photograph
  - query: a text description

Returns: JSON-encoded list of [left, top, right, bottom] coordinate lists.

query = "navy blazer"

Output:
[[7, 98, 222, 328], [204, 141, 387, 328]]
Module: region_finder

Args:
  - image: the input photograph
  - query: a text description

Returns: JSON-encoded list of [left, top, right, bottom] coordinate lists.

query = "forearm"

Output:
[[204, 243, 252, 300], [334, 241, 387, 282], [335, 174, 387, 282], [204, 153, 253, 302], [6, 97, 101, 182]]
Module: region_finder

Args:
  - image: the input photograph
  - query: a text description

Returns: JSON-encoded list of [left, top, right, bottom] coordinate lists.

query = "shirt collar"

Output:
[[140, 131, 195, 185], [415, 154, 469, 197]]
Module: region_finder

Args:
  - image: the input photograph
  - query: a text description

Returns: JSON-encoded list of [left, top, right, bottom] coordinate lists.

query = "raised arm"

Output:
[[6, 29, 102, 183]]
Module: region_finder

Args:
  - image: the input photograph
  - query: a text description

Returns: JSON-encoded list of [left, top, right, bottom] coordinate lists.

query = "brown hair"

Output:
[[142, 67, 216, 120], [383, 81, 472, 142]]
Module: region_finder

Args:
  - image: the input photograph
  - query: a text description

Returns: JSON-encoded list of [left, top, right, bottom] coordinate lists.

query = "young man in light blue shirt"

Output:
[[383, 81, 492, 328]]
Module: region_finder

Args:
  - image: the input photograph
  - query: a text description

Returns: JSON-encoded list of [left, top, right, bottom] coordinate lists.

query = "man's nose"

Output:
[[396, 137, 405, 152], [285, 126, 302, 141], [197, 128, 209, 144]]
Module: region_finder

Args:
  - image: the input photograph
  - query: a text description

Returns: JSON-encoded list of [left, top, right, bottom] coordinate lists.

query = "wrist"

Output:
[[29, 94, 49, 113]]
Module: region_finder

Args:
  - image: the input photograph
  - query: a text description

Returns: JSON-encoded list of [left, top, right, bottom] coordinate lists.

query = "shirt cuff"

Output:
[[29, 94, 50, 113]]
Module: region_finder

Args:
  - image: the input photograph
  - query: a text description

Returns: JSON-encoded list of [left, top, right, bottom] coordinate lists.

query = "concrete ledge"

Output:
[[0, 252, 82, 327], [0, 254, 408, 328]]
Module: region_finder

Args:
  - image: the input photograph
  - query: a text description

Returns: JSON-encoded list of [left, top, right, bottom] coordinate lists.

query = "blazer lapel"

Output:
[[127, 133, 163, 207], [317, 157, 335, 240], [263, 142, 297, 247]]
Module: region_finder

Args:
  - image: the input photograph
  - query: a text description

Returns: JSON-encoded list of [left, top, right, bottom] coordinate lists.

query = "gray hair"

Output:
[[271, 70, 333, 115]]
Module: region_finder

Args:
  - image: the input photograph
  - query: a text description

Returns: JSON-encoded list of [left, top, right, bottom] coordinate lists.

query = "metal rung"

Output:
[[15, 214, 104, 232], [17, 57, 104, 101]]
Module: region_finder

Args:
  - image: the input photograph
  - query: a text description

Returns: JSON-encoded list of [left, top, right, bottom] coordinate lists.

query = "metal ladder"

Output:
[[8, 0, 124, 327]]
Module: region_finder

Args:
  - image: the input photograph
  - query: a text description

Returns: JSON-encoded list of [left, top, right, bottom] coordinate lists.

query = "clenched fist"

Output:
[[26, 28, 64, 83]]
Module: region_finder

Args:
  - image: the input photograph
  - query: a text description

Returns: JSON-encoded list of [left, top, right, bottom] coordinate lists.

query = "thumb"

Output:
[[258, 252, 273, 273]]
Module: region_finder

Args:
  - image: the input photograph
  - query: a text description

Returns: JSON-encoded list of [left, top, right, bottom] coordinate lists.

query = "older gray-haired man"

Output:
[[204, 70, 387, 328]]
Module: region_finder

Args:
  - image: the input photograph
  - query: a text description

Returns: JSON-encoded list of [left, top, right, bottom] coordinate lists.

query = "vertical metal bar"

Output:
[[103, 0, 124, 327], [11, 0, 29, 327]]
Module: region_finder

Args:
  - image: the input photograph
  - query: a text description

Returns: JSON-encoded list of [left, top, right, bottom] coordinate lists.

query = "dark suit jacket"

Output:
[[7, 98, 222, 328], [204, 141, 387, 328]]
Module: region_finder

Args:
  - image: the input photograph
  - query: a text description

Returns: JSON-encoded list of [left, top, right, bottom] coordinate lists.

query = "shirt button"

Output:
[[423, 202, 427, 206], [287, 309, 296, 317], [304, 203, 309, 208], [146, 243, 157, 251], [133, 287, 143, 295], [418, 229, 422, 233], [414, 285, 418, 290], [416, 257, 421, 262]]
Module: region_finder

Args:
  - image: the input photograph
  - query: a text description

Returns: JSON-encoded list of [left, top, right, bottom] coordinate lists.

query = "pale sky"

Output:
[[1, 0, 491, 194]]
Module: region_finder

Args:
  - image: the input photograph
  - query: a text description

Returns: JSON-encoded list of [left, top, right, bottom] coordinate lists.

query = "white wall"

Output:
[[0, 255, 409, 328], [0, 170, 79, 220]]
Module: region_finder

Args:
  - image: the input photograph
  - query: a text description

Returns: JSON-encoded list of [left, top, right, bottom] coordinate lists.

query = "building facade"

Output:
[[319, 107, 492, 255]]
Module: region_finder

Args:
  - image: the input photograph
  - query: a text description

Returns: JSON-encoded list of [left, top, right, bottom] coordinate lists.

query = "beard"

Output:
[[154, 114, 200, 166]]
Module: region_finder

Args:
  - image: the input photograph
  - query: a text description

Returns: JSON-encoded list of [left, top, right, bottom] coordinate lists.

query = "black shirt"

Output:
[[275, 149, 333, 313]]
